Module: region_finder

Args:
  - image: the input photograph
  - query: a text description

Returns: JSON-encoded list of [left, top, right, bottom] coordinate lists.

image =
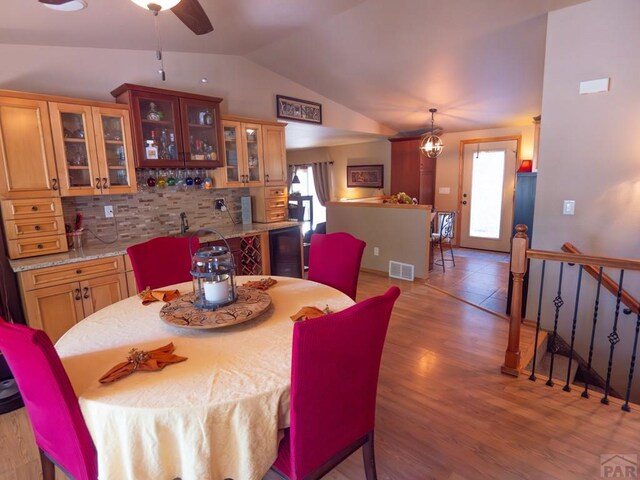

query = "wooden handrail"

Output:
[[526, 249, 640, 271], [561, 242, 639, 315], [503, 227, 640, 376]]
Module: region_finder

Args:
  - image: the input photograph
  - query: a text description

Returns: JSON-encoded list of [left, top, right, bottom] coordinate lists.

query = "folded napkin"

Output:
[[139, 288, 180, 305], [243, 277, 278, 290], [290, 305, 333, 322], [99, 343, 187, 384]]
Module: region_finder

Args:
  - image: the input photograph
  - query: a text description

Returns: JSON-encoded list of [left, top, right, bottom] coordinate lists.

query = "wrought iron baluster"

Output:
[[622, 308, 640, 411], [564, 266, 583, 392], [602, 270, 625, 405], [547, 262, 565, 387], [582, 267, 604, 399], [529, 260, 546, 382]]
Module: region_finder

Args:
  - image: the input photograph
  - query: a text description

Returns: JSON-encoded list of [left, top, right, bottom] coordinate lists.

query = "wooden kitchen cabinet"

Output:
[[218, 119, 264, 187], [49, 102, 137, 196], [262, 124, 287, 185], [1, 197, 67, 259], [389, 136, 436, 205], [111, 83, 223, 169], [215, 115, 288, 188], [249, 185, 288, 223], [0, 95, 59, 198], [18, 256, 128, 343]]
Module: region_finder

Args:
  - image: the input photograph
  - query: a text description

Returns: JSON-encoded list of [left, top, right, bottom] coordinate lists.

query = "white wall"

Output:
[[529, 0, 640, 400], [0, 44, 391, 138]]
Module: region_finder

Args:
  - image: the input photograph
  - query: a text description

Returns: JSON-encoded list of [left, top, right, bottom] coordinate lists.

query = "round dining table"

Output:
[[55, 275, 354, 480]]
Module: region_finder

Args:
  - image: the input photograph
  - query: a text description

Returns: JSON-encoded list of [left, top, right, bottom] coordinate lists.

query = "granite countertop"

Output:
[[10, 221, 301, 273]]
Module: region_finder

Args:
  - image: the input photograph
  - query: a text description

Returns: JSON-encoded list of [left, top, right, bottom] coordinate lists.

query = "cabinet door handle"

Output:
[[36, 244, 43, 249], [34, 225, 41, 231], [74, 288, 81, 300], [82, 287, 90, 299], [95, 178, 102, 189], [265, 174, 269, 182], [52, 178, 58, 191], [31, 205, 38, 212], [76, 269, 82, 274], [102, 177, 109, 189]]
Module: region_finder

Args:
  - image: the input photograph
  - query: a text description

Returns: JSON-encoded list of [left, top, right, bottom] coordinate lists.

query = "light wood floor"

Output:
[[3, 271, 640, 480]]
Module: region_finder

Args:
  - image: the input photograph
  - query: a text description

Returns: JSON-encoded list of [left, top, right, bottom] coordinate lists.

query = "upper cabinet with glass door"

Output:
[[217, 120, 264, 187], [49, 103, 137, 196], [111, 84, 223, 169]]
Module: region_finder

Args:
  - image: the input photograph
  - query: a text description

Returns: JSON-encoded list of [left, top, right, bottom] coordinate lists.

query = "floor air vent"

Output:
[[388, 261, 415, 281]]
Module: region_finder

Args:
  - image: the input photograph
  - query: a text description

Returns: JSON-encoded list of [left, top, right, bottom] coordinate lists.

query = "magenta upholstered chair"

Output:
[[271, 286, 401, 480], [307, 232, 366, 300], [0, 318, 97, 480], [127, 236, 199, 292]]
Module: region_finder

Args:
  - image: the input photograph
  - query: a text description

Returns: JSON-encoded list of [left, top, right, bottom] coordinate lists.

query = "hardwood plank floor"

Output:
[[321, 271, 640, 480]]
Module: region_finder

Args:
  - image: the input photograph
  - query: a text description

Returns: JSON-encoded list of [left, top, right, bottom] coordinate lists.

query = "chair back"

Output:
[[308, 232, 366, 300], [287, 286, 400, 478], [0, 318, 97, 480], [439, 211, 455, 240], [127, 236, 199, 291]]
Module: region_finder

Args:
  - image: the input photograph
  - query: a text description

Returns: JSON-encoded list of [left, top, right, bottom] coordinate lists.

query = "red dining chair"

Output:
[[127, 236, 199, 292], [307, 232, 366, 300], [0, 318, 97, 480], [270, 286, 401, 480]]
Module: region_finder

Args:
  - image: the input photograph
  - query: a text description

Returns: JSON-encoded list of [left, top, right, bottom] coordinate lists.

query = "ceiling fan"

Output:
[[38, 0, 214, 35]]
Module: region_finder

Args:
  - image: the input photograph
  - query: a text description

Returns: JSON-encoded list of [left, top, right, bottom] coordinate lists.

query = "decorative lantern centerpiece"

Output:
[[190, 229, 237, 310]]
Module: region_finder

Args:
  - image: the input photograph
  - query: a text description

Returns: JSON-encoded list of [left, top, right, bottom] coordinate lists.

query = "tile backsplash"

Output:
[[62, 187, 249, 247]]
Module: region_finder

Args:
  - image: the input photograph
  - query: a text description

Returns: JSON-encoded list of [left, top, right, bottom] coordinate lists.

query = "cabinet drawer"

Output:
[[7, 235, 67, 259], [264, 186, 287, 198], [266, 198, 287, 210], [19, 256, 125, 291], [265, 208, 287, 222], [4, 216, 65, 239], [1, 197, 62, 219]]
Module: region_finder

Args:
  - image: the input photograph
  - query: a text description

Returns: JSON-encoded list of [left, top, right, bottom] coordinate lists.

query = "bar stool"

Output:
[[431, 211, 456, 272]]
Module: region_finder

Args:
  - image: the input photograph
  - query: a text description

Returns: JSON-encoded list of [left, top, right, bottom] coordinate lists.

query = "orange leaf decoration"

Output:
[[243, 277, 277, 290], [290, 306, 327, 322], [139, 288, 181, 305], [99, 343, 187, 384]]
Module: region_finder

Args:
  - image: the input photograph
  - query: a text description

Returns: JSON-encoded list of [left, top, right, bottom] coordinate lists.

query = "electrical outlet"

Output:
[[214, 198, 225, 211], [104, 205, 114, 218], [373, 247, 380, 256]]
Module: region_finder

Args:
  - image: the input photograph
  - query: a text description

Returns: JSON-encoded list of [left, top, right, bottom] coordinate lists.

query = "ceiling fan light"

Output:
[[130, 0, 181, 11], [42, 0, 87, 12]]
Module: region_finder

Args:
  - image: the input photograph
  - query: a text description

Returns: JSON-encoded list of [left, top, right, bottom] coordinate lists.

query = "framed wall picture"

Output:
[[347, 164, 384, 188], [276, 95, 322, 124]]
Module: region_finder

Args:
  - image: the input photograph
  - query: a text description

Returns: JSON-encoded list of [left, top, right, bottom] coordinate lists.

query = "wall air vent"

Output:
[[388, 261, 415, 281]]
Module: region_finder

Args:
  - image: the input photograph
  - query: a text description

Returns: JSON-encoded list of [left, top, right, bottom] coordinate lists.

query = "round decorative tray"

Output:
[[159, 286, 272, 329]]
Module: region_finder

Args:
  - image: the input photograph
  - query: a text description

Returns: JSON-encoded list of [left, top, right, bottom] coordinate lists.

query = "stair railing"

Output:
[[503, 225, 640, 410]]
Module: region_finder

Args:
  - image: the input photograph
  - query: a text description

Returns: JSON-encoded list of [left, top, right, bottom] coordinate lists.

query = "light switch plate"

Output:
[[579, 77, 610, 95], [438, 187, 451, 194], [563, 200, 575, 216]]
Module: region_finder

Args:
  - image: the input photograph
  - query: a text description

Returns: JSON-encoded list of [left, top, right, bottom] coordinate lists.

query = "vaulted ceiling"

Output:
[[2, 0, 588, 146]]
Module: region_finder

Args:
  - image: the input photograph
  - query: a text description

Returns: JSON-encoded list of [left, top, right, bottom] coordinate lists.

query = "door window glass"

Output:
[[469, 150, 505, 239]]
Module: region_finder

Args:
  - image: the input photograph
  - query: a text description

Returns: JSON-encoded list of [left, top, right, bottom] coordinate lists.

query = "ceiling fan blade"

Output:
[[38, 0, 74, 4], [171, 0, 213, 35]]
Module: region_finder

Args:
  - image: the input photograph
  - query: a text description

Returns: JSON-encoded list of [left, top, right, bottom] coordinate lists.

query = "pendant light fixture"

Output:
[[419, 108, 444, 158], [130, 0, 181, 10]]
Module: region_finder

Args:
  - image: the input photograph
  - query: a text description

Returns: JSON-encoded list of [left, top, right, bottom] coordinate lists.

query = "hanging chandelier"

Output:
[[419, 108, 444, 158]]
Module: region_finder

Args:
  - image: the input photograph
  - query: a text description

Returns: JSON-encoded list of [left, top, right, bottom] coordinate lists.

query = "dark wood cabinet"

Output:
[[506, 172, 537, 316], [389, 136, 436, 205], [111, 84, 223, 169]]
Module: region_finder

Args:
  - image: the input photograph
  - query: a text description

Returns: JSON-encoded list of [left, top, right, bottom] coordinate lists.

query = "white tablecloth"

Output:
[[55, 276, 353, 480]]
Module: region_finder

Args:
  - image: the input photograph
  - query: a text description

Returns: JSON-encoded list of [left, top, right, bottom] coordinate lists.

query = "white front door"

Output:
[[459, 140, 517, 252]]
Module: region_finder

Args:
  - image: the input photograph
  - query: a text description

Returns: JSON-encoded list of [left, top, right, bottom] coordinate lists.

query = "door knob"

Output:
[[462, 200, 468, 205]]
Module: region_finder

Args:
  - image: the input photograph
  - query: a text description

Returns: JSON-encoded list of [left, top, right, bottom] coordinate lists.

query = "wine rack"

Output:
[[240, 235, 263, 275]]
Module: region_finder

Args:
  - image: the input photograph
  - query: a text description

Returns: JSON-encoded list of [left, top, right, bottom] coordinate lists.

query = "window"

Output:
[[290, 165, 326, 233]]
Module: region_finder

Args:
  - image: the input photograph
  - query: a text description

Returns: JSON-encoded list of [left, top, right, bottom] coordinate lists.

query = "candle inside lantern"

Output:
[[203, 278, 228, 303]]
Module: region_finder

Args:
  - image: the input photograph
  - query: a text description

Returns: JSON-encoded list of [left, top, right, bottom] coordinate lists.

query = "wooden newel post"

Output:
[[501, 224, 529, 376]]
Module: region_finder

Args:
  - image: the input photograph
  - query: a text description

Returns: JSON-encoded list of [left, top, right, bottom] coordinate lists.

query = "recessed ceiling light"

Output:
[[43, 0, 87, 12]]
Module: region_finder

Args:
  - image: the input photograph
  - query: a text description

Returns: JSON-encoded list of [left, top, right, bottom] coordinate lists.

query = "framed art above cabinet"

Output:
[[111, 84, 223, 169]]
